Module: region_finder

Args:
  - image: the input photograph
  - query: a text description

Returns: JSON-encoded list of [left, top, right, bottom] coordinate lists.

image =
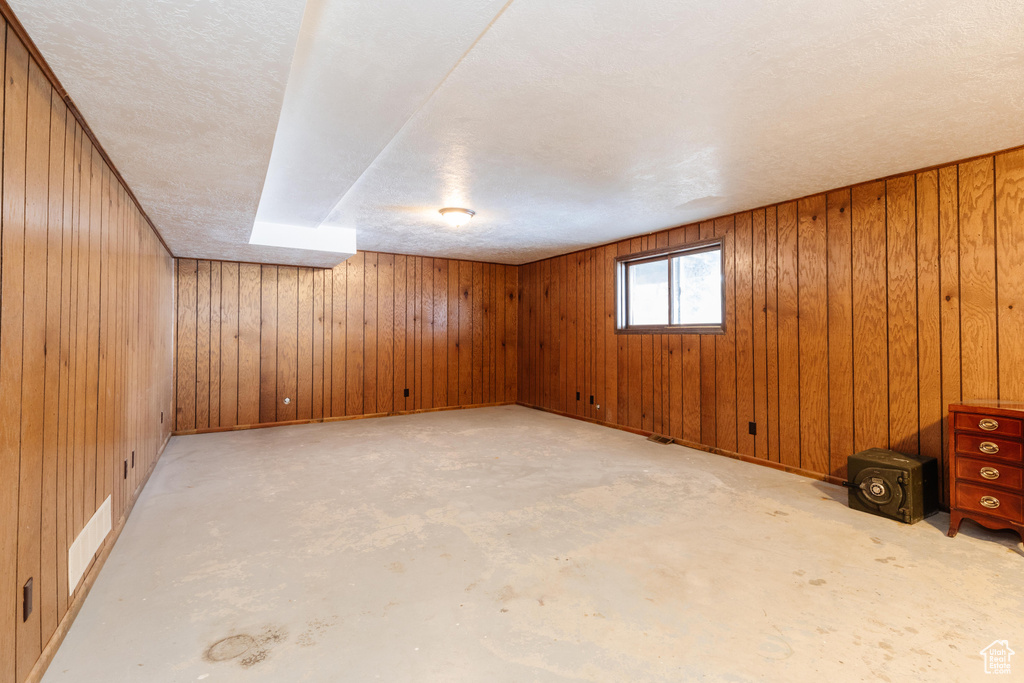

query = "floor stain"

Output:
[[875, 556, 897, 564], [296, 616, 339, 647], [809, 579, 826, 586], [205, 635, 256, 663]]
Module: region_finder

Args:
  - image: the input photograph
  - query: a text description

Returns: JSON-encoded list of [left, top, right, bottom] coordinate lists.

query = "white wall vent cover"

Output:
[[68, 495, 112, 595]]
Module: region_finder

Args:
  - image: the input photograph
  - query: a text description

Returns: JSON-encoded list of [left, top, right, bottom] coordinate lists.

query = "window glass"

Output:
[[627, 259, 669, 325], [671, 249, 722, 325]]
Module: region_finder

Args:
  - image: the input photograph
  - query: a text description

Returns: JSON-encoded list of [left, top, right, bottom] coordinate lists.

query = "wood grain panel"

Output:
[[220, 262, 239, 426], [916, 171, 943, 479], [277, 267, 298, 422], [776, 202, 800, 467], [363, 253, 378, 414], [996, 149, 1024, 400], [377, 253, 394, 413], [751, 209, 768, 459], [236, 263, 261, 425], [716, 217, 737, 452], [959, 158, 998, 401], [297, 267, 313, 420], [797, 195, 828, 475], [259, 266, 278, 424], [174, 253, 518, 432], [734, 212, 754, 457], [0, 13, 175, 680], [826, 189, 853, 477], [886, 176, 919, 455], [852, 182, 889, 452]]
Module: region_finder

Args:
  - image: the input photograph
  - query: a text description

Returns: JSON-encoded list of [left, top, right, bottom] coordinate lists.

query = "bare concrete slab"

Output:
[[42, 406, 1024, 682]]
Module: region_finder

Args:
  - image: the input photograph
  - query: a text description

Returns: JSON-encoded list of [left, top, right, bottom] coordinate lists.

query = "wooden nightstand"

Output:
[[947, 401, 1024, 542]]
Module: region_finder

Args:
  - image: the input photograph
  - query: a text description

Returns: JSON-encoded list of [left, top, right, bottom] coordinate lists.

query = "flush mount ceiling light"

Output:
[[439, 207, 475, 227]]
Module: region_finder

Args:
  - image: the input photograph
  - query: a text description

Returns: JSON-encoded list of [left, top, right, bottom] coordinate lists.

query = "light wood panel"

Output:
[[174, 253, 519, 431], [517, 147, 1024, 491], [0, 19, 174, 683]]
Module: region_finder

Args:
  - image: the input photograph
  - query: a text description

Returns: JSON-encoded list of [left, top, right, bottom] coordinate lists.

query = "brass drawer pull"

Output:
[[979, 418, 999, 431], [979, 441, 1000, 454], [980, 466, 1000, 480], [980, 496, 1001, 509]]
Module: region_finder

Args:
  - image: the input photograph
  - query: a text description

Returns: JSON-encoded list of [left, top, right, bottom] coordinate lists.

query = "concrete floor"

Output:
[[43, 406, 1023, 683]]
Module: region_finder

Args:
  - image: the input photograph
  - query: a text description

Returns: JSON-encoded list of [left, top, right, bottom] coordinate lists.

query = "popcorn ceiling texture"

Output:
[[10, 0, 311, 264], [12, 0, 1024, 266]]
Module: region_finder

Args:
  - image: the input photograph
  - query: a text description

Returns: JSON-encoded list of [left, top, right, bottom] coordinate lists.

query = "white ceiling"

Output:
[[13, 0, 1024, 266]]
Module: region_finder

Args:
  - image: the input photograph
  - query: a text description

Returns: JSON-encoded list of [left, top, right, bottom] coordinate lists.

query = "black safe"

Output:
[[847, 448, 939, 524]]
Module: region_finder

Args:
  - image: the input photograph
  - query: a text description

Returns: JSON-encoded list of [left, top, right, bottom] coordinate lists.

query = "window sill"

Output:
[[615, 325, 726, 336]]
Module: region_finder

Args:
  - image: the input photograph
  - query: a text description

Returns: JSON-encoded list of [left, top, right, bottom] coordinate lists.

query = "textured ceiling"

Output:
[[12, 0, 1024, 266], [9, 0, 310, 265]]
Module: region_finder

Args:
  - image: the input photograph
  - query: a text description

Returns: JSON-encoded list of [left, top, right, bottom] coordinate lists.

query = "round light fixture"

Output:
[[439, 207, 475, 227]]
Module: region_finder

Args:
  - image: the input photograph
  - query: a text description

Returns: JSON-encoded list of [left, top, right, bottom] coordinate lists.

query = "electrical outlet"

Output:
[[23, 578, 32, 622], [748, 422, 757, 436]]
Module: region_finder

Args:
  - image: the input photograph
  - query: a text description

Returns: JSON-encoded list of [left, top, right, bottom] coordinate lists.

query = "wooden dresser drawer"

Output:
[[954, 433, 1023, 463], [955, 482, 1024, 523], [955, 456, 1024, 490], [953, 412, 1023, 438]]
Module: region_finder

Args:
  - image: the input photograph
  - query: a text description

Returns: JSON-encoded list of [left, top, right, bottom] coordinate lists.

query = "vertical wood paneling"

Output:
[[393, 255, 407, 410], [220, 262, 239, 426], [277, 267, 298, 422], [826, 189, 853, 477], [377, 253, 394, 413], [175, 254, 518, 431], [797, 195, 829, 474], [716, 217, 737, 452], [297, 267, 313, 420], [363, 253, 378, 414], [995, 149, 1024, 400], [751, 209, 768, 459], [916, 171, 943, 475], [259, 266, 278, 424], [195, 260, 210, 429], [776, 202, 800, 467], [852, 182, 889, 452], [0, 16, 175, 679], [958, 158, 998, 400], [346, 253, 365, 415], [734, 213, 754, 457], [886, 176, 919, 455], [236, 263, 261, 425]]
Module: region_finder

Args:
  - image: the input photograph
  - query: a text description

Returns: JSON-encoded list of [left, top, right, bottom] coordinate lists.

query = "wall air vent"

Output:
[[68, 496, 112, 595]]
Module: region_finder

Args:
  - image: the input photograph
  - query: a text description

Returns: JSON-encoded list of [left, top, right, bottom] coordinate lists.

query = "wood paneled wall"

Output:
[[0, 19, 175, 683], [518, 148, 1024, 499], [174, 253, 519, 431]]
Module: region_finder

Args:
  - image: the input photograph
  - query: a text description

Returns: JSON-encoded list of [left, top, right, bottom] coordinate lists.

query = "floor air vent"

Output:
[[647, 434, 674, 445]]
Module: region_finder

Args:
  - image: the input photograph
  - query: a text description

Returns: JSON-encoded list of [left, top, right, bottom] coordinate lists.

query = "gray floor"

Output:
[[43, 406, 1024, 683]]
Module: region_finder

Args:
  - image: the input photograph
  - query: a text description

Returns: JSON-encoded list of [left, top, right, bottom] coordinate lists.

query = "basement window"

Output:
[[615, 239, 724, 334]]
